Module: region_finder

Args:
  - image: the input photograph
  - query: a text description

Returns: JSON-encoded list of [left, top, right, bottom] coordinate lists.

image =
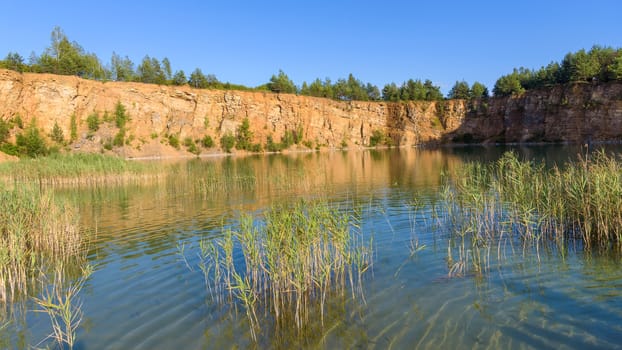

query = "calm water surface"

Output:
[[8, 145, 622, 349]]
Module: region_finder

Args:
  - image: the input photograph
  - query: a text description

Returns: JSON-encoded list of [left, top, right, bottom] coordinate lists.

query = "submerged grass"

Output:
[[444, 150, 622, 263], [187, 200, 372, 342], [0, 153, 162, 186]]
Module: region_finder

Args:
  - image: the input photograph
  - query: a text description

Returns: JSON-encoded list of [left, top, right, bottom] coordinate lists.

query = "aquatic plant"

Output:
[[0, 153, 162, 186], [189, 200, 372, 341], [444, 150, 622, 258], [0, 185, 85, 303], [33, 263, 92, 350]]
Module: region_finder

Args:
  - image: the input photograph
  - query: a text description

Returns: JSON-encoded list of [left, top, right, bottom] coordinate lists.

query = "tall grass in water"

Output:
[[0, 184, 90, 349], [192, 200, 372, 342], [0, 185, 84, 303], [0, 153, 162, 186], [33, 263, 92, 350], [444, 150, 622, 261]]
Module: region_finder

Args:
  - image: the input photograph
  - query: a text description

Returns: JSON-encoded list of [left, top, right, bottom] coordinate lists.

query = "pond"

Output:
[[6, 145, 622, 349]]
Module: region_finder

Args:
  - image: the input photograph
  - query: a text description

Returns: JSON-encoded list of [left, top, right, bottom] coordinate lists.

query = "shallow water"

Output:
[[7, 145, 622, 349]]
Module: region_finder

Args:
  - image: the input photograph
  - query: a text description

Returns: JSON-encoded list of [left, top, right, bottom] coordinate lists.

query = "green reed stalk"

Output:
[[190, 200, 371, 341], [445, 150, 622, 259]]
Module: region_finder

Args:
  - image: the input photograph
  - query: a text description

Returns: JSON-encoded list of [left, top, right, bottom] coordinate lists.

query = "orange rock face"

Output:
[[3, 69, 620, 159], [0, 69, 466, 157]]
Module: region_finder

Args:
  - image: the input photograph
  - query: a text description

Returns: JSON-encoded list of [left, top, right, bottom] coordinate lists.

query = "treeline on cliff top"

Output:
[[493, 45, 622, 96], [1, 27, 621, 101]]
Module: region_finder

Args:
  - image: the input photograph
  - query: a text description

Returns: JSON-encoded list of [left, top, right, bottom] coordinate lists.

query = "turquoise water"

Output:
[[6, 145, 622, 349]]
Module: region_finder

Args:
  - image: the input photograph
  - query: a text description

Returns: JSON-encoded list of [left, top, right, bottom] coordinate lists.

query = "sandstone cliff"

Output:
[[1, 69, 621, 159], [0, 69, 464, 158], [447, 82, 622, 143]]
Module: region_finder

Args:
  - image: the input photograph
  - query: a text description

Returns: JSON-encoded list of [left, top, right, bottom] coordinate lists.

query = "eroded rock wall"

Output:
[[448, 82, 622, 143], [0, 69, 465, 157], [2, 69, 621, 158]]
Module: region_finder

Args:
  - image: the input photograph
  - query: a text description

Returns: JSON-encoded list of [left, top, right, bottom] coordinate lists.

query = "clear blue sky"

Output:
[[1, 0, 621, 94]]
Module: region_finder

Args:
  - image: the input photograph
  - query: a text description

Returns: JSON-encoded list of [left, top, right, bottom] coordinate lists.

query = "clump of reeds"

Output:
[[444, 150, 622, 259], [0, 153, 163, 186], [0, 185, 83, 303], [192, 200, 372, 341]]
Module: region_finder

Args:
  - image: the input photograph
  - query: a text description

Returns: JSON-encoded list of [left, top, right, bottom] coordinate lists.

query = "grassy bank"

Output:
[[445, 150, 622, 254], [0, 153, 162, 186]]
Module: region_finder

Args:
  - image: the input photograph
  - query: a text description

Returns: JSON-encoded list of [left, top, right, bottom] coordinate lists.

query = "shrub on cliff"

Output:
[[16, 123, 48, 158], [201, 135, 214, 148], [220, 133, 235, 153], [50, 121, 65, 144], [115, 102, 130, 129], [235, 118, 253, 150], [0, 119, 9, 144], [87, 112, 100, 132]]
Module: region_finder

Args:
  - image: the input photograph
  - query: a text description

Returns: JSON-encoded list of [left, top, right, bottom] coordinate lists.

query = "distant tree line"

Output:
[[493, 46, 622, 97], [3, 27, 622, 102]]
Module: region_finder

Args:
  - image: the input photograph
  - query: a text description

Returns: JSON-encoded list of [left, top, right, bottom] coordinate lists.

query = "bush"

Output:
[[16, 124, 48, 157], [12, 114, 23, 129], [201, 135, 214, 148], [249, 143, 263, 153], [114, 102, 130, 129], [369, 130, 384, 147], [50, 121, 65, 144], [183, 137, 199, 154], [220, 133, 235, 153], [168, 134, 180, 149], [281, 130, 296, 149], [266, 135, 282, 152], [113, 129, 125, 147], [235, 117, 253, 150], [0, 118, 10, 144], [86, 112, 100, 132]]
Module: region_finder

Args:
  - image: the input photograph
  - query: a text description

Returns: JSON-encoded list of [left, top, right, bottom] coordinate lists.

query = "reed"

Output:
[[33, 263, 92, 350], [0, 184, 84, 303], [190, 200, 372, 341], [444, 150, 622, 258], [0, 153, 163, 186]]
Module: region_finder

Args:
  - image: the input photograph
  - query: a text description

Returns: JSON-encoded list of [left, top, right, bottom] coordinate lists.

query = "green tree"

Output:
[[37, 26, 106, 79], [608, 54, 622, 80], [382, 83, 401, 102], [16, 123, 48, 157], [267, 70, 297, 94], [137, 55, 166, 84], [235, 118, 253, 150], [470, 82, 489, 99], [115, 102, 130, 128], [493, 71, 525, 97], [86, 112, 100, 132], [172, 70, 187, 85], [162, 57, 172, 83], [201, 135, 214, 148], [1, 52, 25, 72], [110, 52, 135, 81], [188, 68, 208, 88], [50, 121, 64, 144], [220, 133, 235, 153], [447, 81, 470, 99], [423, 80, 443, 101]]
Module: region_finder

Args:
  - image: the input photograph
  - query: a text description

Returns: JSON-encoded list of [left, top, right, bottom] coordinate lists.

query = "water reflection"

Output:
[[11, 146, 622, 349]]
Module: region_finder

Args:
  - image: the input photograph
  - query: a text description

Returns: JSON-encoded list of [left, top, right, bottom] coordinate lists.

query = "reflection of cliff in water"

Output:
[[59, 149, 465, 261]]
